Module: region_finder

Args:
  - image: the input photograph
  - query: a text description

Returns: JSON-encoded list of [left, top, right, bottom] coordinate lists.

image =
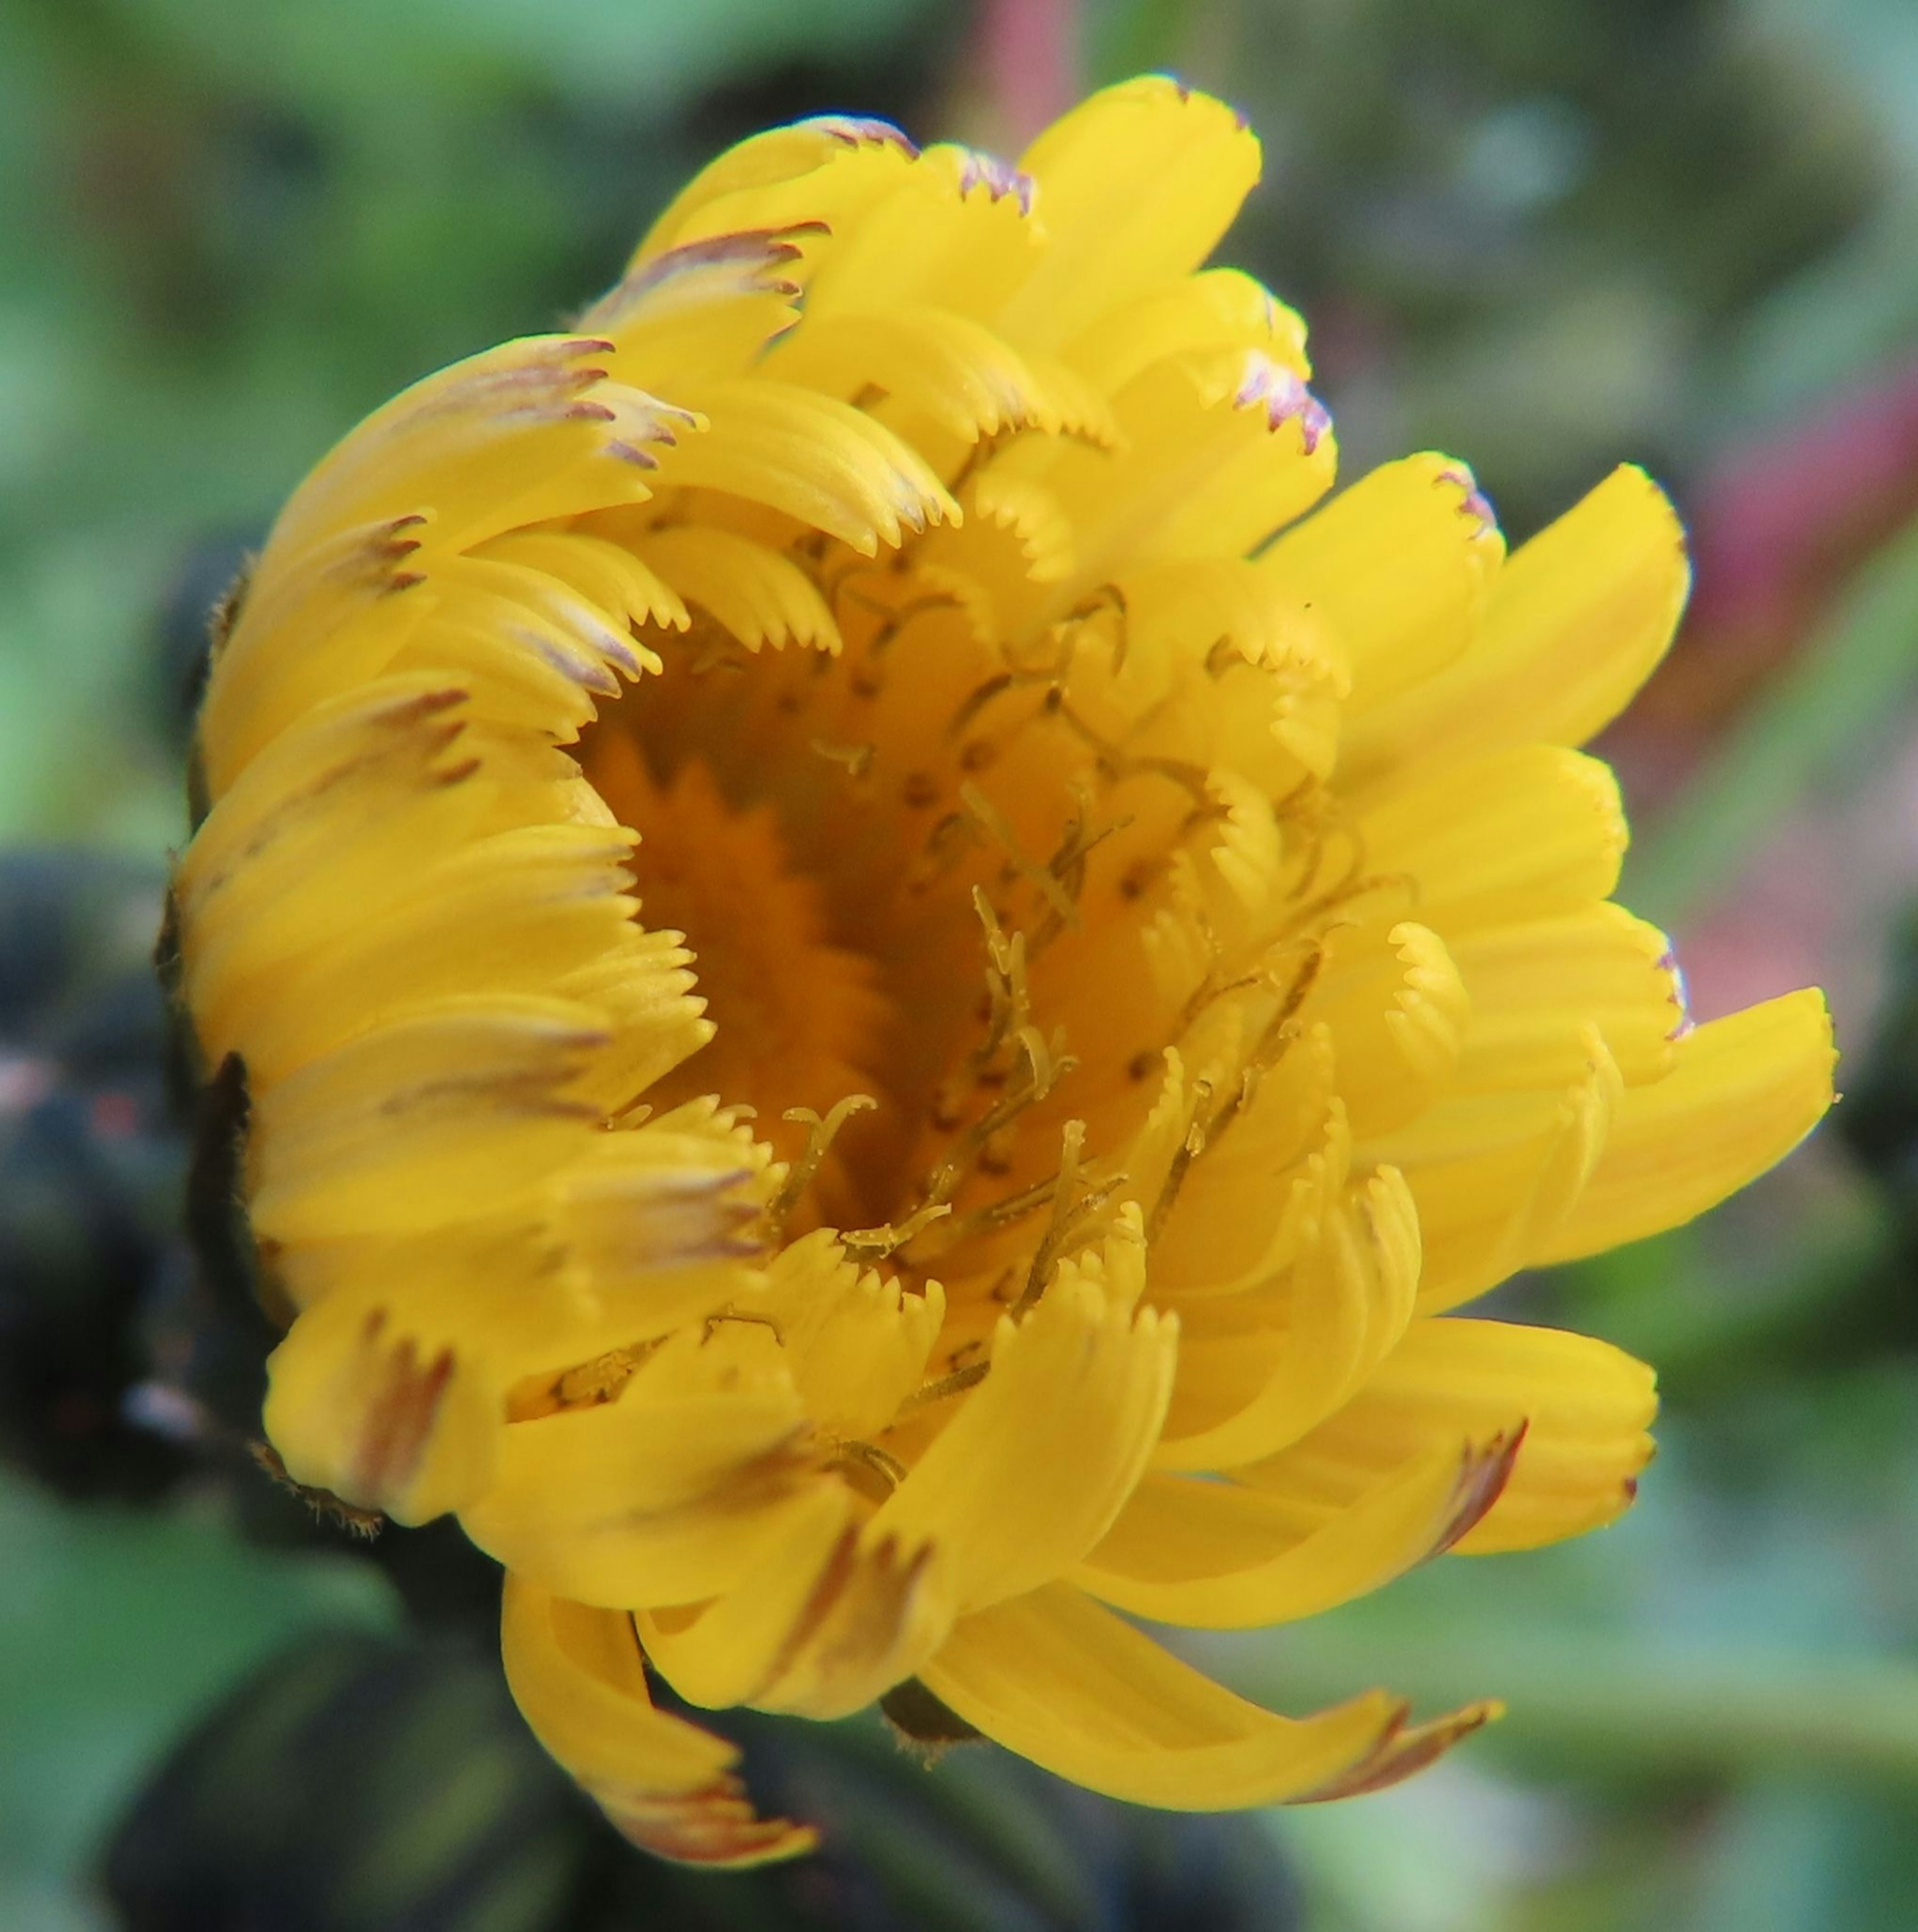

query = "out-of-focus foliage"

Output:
[[103, 1627, 1302, 1932], [2, 0, 1918, 1928]]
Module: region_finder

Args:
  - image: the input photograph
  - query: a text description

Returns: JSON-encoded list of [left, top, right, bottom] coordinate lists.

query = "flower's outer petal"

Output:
[[501, 1575, 815, 1867], [1356, 745, 1627, 928], [556, 1124, 772, 1340], [246, 995, 605, 1243], [863, 1231, 1177, 1614], [919, 1582, 1488, 1808], [462, 1328, 831, 1607], [1446, 905, 1685, 1093], [180, 679, 492, 987], [220, 824, 640, 1083], [262, 1280, 501, 1524], [199, 342, 699, 773], [1155, 1167, 1421, 1470], [271, 1184, 751, 1399], [631, 526, 842, 653], [1002, 77, 1262, 352], [583, 228, 808, 391], [390, 614, 603, 738], [434, 555, 660, 692], [1029, 352, 1336, 606], [649, 378, 959, 554], [197, 520, 435, 794], [1344, 466, 1686, 784], [1531, 989, 1836, 1264], [768, 305, 1065, 444], [1288, 1702, 1507, 1803], [1259, 454, 1503, 713], [1376, 1026, 1622, 1313], [477, 527, 691, 637], [1075, 1429, 1521, 1627], [1141, 575, 1346, 784], [803, 141, 1046, 325], [635, 115, 918, 263], [638, 1484, 951, 1720], [263, 337, 685, 557], [1067, 266, 1309, 396], [1237, 1317, 1656, 1554]]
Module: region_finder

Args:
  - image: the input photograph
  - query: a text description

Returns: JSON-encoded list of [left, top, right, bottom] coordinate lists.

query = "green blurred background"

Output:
[[4, 0, 1918, 1928]]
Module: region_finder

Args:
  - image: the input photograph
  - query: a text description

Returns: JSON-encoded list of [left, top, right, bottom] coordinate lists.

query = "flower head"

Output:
[[171, 78, 1835, 1864]]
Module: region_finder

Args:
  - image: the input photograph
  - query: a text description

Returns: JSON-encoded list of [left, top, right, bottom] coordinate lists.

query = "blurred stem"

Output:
[[981, 0, 1082, 144], [1628, 518, 1918, 930], [1224, 1634, 1918, 1785]]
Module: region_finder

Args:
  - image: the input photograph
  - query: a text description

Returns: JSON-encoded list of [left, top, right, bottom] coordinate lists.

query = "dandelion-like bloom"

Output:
[[170, 79, 1834, 1863]]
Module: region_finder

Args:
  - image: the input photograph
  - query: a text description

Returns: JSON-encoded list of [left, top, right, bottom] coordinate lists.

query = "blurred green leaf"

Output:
[[1690, 1775, 1918, 1932], [0, 1473, 398, 1903], [1627, 516, 1918, 928]]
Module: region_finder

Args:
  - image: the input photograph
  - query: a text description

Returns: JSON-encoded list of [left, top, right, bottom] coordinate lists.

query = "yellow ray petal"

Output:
[[1035, 351, 1336, 601], [1532, 988, 1835, 1264], [1155, 1166, 1421, 1470], [864, 1229, 1176, 1613], [637, 114, 917, 262], [639, 1483, 951, 1720], [181, 677, 480, 958], [462, 1327, 818, 1604], [1238, 1317, 1657, 1554], [631, 525, 841, 653], [636, 1483, 852, 1708], [557, 1124, 772, 1341], [388, 613, 602, 738], [551, 923, 713, 1111], [197, 519, 433, 792], [1345, 465, 1686, 782], [1447, 904, 1684, 1093], [246, 995, 604, 1244], [1002, 77, 1262, 352], [183, 718, 590, 1062], [1369, 1026, 1622, 1313], [810, 140, 1045, 323], [212, 823, 640, 1082], [1143, 1027, 1342, 1299], [583, 228, 807, 390], [649, 378, 959, 554], [768, 305, 1064, 444], [265, 337, 689, 578], [1077, 1430, 1521, 1627], [436, 553, 660, 691], [1260, 454, 1503, 713], [756, 1230, 947, 1441], [919, 1582, 1483, 1809], [262, 1277, 504, 1523], [1310, 921, 1471, 1138], [1357, 745, 1626, 929], [502, 1576, 815, 1867], [476, 527, 690, 638], [1068, 265, 1308, 395]]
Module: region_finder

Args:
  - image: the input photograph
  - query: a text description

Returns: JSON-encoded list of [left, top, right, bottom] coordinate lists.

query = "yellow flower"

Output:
[[171, 78, 1835, 1865]]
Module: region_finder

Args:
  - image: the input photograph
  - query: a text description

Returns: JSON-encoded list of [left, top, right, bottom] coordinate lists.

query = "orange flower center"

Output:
[[573, 571, 1204, 1261]]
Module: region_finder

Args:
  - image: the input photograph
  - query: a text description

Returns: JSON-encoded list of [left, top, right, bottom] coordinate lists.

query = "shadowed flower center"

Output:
[[581, 732, 892, 1189], [572, 554, 1331, 1341]]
